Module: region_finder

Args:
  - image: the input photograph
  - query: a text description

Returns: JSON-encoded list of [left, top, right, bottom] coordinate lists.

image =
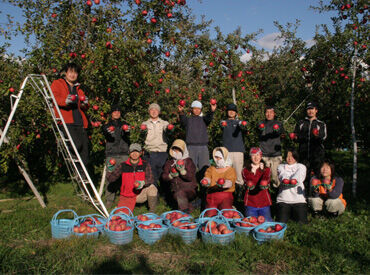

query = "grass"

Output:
[[0, 151, 369, 274]]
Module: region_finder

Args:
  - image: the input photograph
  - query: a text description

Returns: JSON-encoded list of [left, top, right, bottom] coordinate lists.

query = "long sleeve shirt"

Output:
[[277, 163, 307, 204]]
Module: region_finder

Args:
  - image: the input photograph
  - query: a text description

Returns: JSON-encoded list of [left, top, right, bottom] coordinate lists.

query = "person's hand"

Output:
[[106, 159, 116, 172], [133, 180, 145, 190], [169, 167, 179, 179], [81, 96, 88, 105], [259, 163, 264, 170], [220, 120, 227, 128], [106, 126, 115, 136], [65, 94, 76, 105], [223, 180, 233, 189], [200, 178, 211, 187], [121, 124, 130, 132], [239, 120, 247, 128], [245, 181, 255, 190], [210, 103, 217, 112], [175, 160, 186, 175]]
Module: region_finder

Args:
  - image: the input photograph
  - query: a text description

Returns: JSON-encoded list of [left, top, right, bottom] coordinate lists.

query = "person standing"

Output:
[[141, 103, 172, 189], [51, 63, 89, 166], [292, 102, 327, 177], [102, 104, 130, 208], [257, 106, 284, 188]]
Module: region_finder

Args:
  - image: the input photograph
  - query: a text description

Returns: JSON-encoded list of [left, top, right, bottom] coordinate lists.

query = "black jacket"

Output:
[[179, 112, 214, 145], [258, 119, 284, 157], [103, 119, 130, 157], [294, 117, 327, 162], [222, 119, 245, 153]]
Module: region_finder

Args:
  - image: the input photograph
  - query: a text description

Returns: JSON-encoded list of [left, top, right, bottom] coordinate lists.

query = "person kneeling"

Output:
[[201, 147, 236, 217], [308, 160, 346, 217], [162, 139, 197, 214], [277, 148, 308, 224], [106, 143, 158, 214]]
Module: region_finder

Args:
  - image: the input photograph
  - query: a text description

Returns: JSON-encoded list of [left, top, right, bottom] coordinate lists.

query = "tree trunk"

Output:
[[232, 87, 236, 104], [350, 48, 358, 198]]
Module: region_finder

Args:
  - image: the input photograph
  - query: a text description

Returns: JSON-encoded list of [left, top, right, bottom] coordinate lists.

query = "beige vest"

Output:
[[143, 118, 169, 152]]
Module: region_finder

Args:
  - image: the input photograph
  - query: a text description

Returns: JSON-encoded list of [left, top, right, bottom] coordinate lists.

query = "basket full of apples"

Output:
[[169, 217, 199, 244], [135, 213, 162, 225], [252, 222, 287, 243], [105, 214, 134, 245], [199, 216, 235, 245], [73, 215, 100, 238], [136, 221, 169, 245], [232, 216, 265, 235], [50, 209, 78, 239], [161, 210, 193, 227], [220, 209, 244, 222], [110, 206, 135, 223]]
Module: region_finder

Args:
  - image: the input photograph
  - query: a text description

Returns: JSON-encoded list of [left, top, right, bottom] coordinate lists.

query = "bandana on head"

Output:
[[249, 147, 262, 156], [214, 150, 226, 168]]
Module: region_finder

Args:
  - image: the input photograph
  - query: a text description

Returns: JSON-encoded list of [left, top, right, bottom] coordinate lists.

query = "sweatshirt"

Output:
[[179, 112, 214, 146], [277, 163, 307, 204], [258, 119, 284, 157], [222, 119, 246, 153]]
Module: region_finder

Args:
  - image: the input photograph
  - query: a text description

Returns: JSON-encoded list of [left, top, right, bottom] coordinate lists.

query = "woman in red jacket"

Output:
[[242, 147, 273, 221]]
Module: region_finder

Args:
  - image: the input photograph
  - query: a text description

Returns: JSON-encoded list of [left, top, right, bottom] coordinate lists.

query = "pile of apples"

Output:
[[105, 216, 132, 232], [136, 214, 161, 222], [257, 224, 283, 233], [165, 211, 190, 223], [221, 210, 242, 220], [234, 215, 265, 227], [137, 223, 163, 230], [73, 217, 102, 234], [201, 221, 233, 235], [171, 220, 197, 230]]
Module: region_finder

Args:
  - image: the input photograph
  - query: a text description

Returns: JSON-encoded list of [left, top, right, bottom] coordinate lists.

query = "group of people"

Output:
[[51, 63, 347, 224]]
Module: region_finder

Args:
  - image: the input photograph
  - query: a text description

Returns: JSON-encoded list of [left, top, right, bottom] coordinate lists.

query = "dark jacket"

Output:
[[51, 78, 89, 128], [106, 158, 153, 198], [161, 158, 197, 193], [294, 117, 327, 162], [102, 119, 130, 157], [179, 112, 214, 145], [222, 119, 245, 153], [258, 119, 284, 157]]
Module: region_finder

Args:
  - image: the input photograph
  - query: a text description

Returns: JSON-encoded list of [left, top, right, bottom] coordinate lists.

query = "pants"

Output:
[[229, 152, 244, 185], [187, 145, 210, 172], [276, 202, 308, 224], [148, 152, 168, 188], [245, 205, 273, 222], [117, 185, 158, 212], [262, 156, 282, 188], [105, 155, 129, 208], [173, 187, 197, 212], [63, 125, 89, 166], [308, 197, 345, 215], [206, 192, 233, 216]]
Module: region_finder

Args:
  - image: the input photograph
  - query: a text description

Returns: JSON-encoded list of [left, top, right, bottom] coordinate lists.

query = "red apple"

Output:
[[108, 126, 115, 132], [140, 124, 147, 131], [70, 95, 76, 101], [258, 229, 265, 233], [246, 181, 254, 189], [260, 180, 269, 187], [221, 121, 227, 127], [167, 13, 173, 18], [217, 178, 225, 186], [241, 121, 247, 126], [290, 179, 297, 185], [257, 215, 265, 224], [79, 95, 86, 101], [289, 132, 296, 140], [135, 0, 141, 4], [167, 124, 174, 130], [146, 38, 152, 44], [94, 0, 100, 4], [142, 10, 148, 16], [170, 167, 177, 173], [122, 124, 129, 131], [165, 51, 170, 57], [51, 13, 57, 18], [259, 123, 265, 129], [311, 178, 321, 186], [273, 124, 279, 130], [312, 128, 319, 136], [210, 98, 217, 105], [209, 62, 214, 67], [177, 159, 184, 166], [249, 216, 257, 223], [275, 224, 283, 232], [106, 27, 112, 33], [282, 179, 290, 185], [93, 105, 99, 111], [150, 18, 157, 24], [179, 99, 186, 107], [200, 179, 209, 186], [86, 0, 92, 7], [91, 17, 97, 23], [106, 41, 112, 49]]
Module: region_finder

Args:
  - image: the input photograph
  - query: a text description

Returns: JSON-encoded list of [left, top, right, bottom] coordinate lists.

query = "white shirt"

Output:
[[277, 163, 307, 204]]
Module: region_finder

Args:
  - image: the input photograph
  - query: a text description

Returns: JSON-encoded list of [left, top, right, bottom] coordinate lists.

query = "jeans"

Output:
[[245, 205, 273, 221]]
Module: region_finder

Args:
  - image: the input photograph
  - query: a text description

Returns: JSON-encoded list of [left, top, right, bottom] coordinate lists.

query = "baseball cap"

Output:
[[148, 103, 161, 112], [191, 100, 202, 109], [306, 102, 317, 109], [129, 143, 142, 152], [226, 103, 237, 112]]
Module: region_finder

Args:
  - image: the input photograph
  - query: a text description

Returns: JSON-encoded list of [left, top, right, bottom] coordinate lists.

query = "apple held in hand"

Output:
[[170, 167, 177, 174], [260, 180, 269, 188], [290, 179, 297, 185], [311, 178, 321, 187], [79, 95, 86, 102], [246, 181, 254, 189], [221, 121, 227, 127], [273, 124, 279, 130], [200, 179, 209, 187], [176, 159, 184, 166], [70, 95, 76, 101], [312, 128, 319, 136], [241, 121, 247, 126], [259, 123, 265, 130], [282, 179, 290, 185], [140, 124, 147, 131], [108, 126, 115, 132], [133, 181, 141, 189], [109, 158, 116, 166], [289, 132, 297, 140], [179, 99, 186, 107], [122, 124, 129, 131], [210, 98, 217, 105], [217, 178, 225, 187]]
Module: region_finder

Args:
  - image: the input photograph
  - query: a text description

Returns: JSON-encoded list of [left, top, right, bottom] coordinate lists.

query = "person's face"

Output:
[[286, 151, 297, 165], [111, 110, 121, 120], [192, 107, 202, 116], [149, 108, 160, 119], [172, 148, 181, 154], [320, 163, 332, 178], [265, 109, 275, 121], [129, 151, 141, 161], [227, 110, 237, 119], [65, 68, 78, 83], [215, 156, 222, 162], [251, 153, 262, 165], [307, 107, 318, 118]]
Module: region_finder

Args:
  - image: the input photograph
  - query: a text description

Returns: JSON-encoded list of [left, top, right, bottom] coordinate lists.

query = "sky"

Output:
[[0, 0, 336, 57]]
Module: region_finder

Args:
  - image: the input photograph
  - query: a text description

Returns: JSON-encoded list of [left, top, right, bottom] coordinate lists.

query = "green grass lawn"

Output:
[[0, 151, 369, 274]]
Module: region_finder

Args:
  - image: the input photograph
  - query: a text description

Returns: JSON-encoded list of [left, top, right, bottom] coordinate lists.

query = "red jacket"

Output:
[[242, 167, 272, 208], [50, 78, 89, 128]]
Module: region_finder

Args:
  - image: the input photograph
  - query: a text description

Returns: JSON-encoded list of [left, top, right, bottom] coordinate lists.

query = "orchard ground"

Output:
[[0, 151, 369, 274]]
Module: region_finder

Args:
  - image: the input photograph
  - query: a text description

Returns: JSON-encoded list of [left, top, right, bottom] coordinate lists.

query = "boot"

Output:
[[148, 196, 158, 213]]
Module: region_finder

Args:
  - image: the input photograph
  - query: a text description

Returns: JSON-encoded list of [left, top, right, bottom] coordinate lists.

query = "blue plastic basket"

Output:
[[105, 214, 134, 245], [195, 208, 222, 224], [252, 222, 287, 243], [109, 206, 135, 223], [220, 208, 244, 222], [72, 215, 100, 238], [199, 216, 235, 245], [231, 217, 257, 236], [136, 221, 169, 245], [160, 210, 192, 225], [50, 209, 78, 239], [86, 214, 106, 233], [135, 213, 162, 224], [169, 217, 199, 244]]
